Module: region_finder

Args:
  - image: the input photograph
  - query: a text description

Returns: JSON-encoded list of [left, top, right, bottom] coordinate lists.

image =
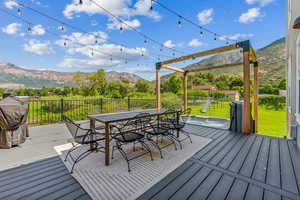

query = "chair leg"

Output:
[[147, 137, 163, 159], [64, 143, 79, 162], [116, 143, 131, 172], [139, 140, 153, 161], [111, 145, 116, 160], [70, 149, 92, 173]]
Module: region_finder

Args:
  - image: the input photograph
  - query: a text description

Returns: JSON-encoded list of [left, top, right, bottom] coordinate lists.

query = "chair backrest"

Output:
[[62, 115, 81, 139]]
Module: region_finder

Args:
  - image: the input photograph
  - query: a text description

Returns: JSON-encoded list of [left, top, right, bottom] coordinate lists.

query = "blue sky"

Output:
[[0, 0, 285, 80]]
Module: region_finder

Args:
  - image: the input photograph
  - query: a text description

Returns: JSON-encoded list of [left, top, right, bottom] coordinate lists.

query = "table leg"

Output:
[[105, 122, 110, 166], [90, 119, 95, 150], [176, 112, 180, 138]]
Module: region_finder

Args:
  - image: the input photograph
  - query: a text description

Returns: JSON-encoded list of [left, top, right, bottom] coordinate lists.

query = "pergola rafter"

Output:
[[155, 40, 258, 134]]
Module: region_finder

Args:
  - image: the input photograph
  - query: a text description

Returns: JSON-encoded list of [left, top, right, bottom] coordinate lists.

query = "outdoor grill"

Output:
[[0, 93, 29, 149]]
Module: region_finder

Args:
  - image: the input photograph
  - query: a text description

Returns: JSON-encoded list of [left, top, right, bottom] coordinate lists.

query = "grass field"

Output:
[[189, 101, 286, 138]]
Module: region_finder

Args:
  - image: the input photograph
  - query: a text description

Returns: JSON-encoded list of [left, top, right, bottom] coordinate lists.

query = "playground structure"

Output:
[[155, 40, 258, 134]]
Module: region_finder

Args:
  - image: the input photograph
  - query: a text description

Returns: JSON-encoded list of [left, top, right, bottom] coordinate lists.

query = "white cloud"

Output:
[[107, 19, 141, 30], [58, 58, 122, 69], [188, 39, 204, 47], [4, 0, 19, 9], [30, 25, 46, 35], [63, 0, 161, 20], [23, 39, 55, 55], [219, 33, 255, 41], [245, 0, 275, 6], [56, 31, 108, 47], [163, 40, 175, 48], [197, 9, 214, 25], [120, 65, 154, 73], [2, 23, 22, 35], [238, 8, 262, 23]]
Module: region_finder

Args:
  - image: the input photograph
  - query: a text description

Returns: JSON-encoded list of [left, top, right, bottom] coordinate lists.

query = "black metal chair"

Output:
[[111, 113, 153, 172], [158, 109, 192, 149], [143, 111, 180, 153], [62, 115, 105, 173]]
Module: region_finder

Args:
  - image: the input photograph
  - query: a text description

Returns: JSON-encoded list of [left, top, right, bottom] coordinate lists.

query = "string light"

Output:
[[151, 0, 237, 43], [79, 0, 83, 5], [11, 0, 175, 60], [91, 48, 94, 56], [17, 8, 21, 15], [150, 0, 153, 10], [59, 26, 65, 32], [27, 27, 32, 32], [177, 16, 182, 27]]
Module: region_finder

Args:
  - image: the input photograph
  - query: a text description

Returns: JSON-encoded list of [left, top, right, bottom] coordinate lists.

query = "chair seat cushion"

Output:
[[115, 132, 144, 143]]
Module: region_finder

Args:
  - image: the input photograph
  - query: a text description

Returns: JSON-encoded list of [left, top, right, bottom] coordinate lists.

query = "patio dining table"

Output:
[[88, 109, 181, 166]]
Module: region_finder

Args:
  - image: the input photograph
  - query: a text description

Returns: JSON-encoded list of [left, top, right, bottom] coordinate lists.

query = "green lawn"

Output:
[[189, 101, 286, 138]]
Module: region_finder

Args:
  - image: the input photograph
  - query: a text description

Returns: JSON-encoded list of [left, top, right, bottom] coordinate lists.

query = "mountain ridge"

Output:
[[0, 62, 143, 88]]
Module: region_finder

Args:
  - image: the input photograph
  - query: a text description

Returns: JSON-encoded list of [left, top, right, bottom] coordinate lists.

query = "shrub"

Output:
[[187, 90, 209, 97], [259, 95, 286, 110], [161, 93, 182, 109]]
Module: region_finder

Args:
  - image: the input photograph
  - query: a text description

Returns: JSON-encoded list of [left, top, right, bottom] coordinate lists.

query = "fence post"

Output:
[[60, 98, 64, 121], [128, 97, 131, 111], [100, 98, 103, 113]]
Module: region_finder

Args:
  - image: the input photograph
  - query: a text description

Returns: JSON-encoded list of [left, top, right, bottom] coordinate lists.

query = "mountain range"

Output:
[[163, 37, 286, 84], [0, 37, 285, 89], [0, 62, 143, 88]]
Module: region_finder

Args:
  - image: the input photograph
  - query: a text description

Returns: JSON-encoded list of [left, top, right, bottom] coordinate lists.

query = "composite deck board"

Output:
[[239, 136, 263, 177], [252, 136, 271, 182], [0, 156, 91, 200], [206, 174, 235, 200], [266, 138, 281, 188], [188, 170, 223, 200], [244, 184, 264, 200], [140, 126, 300, 200], [279, 139, 299, 194], [207, 134, 243, 165], [150, 163, 202, 200], [288, 141, 300, 193], [137, 161, 194, 200], [193, 132, 232, 159], [199, 133, 236, 162], [228, 134, 256, 173], [264, 190, 282, 200], [169, 166, 212, 200], [218, 135, 250, 169], [226, 179, 249, 200]]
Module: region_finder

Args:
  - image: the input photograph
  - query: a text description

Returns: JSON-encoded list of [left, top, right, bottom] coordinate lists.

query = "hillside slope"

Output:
[[164, 38, 286, 84], [0, 62, 143, 88]]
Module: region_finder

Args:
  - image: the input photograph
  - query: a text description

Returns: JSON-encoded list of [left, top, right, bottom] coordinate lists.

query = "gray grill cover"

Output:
[[0, 96, 29, 148]]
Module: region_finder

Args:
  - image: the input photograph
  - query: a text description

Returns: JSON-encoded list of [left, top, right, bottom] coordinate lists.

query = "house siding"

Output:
[[287, 0, 300, 149]]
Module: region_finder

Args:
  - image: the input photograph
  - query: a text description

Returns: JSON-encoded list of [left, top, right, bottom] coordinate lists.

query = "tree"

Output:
[[135, 80, 153, 93], [72, 72, 86, 87], [163, 75, 182, 94], [88, 69, 106, 95]]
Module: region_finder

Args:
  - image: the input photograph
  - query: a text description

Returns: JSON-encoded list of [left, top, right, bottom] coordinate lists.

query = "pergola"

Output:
[[155, 40, 258, 134]]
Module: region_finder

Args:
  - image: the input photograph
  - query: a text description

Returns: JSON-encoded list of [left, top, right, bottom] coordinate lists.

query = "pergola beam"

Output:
[[160, 44, 238, 65], [186, 62, 243, 74], [161, 64, 185, 73]]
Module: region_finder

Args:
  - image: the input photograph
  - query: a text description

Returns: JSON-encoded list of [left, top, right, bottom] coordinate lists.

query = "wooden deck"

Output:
[[0, 123, 92, 200], [1, 123, 300, 200], [138, 125, 300, 200], [0, 156, 91, 200]]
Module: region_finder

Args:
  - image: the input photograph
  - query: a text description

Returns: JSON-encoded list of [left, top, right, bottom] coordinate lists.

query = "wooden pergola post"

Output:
[[253, 62, 259, 133], [243, 49, 251, 134], [156, 40, 258, 135], [183, 72, 188, 111], [156, 65, 161, 110]]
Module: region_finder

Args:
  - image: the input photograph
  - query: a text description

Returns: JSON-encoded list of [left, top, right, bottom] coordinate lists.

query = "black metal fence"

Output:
[[27, 97, 156, 125]]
